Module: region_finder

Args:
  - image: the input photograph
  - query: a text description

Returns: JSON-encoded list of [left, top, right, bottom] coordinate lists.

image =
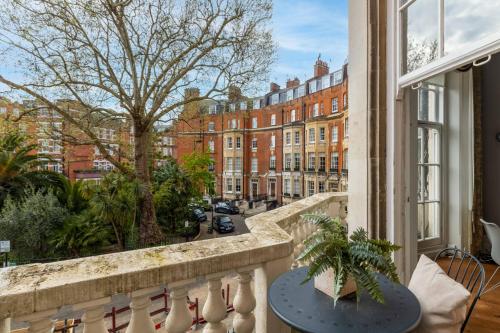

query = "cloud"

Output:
[[267, 0, 348, 89]]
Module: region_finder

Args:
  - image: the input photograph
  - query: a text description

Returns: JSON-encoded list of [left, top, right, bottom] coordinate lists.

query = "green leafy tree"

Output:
[[51, 211, 112, 257], [153, 160, 193, 233], [0, 0, 274, 245], [181, 152, 215, 197], [51, 174, 89, 214], [87, 173, 139, 250], [298, 214, 400, 304], [0, 131, 60, 208], [0, 188, 69, 261]]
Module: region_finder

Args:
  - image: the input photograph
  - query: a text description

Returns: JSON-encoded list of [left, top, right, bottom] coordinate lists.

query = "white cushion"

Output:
[[408, 255, 471, 333]]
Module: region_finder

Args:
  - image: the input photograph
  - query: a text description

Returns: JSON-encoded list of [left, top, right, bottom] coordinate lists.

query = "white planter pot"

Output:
[[314, 269, 357, 299]]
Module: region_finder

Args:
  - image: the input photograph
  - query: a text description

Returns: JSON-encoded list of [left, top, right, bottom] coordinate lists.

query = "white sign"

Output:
[[184, 221, 189, 228], [0, 241, 10, 253]]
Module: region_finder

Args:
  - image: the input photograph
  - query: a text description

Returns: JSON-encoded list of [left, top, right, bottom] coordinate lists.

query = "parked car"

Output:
[[190, 207, 207, 223], [214, 215, 235, 233], [214, 201, 240, 215]]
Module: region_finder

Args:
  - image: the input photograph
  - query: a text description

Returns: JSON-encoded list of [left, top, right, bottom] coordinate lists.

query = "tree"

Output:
[[153, 159, 193, 233], [87, 172, 139, 249], [0, 131, 60, 208], [51, 211, 112, 257], [181, 151, 215, 197], [0, 188, 69, 261], [0, 0, 274, 245]]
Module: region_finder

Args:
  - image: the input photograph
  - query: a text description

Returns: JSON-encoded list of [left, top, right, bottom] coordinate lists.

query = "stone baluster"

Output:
[[202, 273, 228, 333], [15, 310, 56, 333], [233, 266, 257, 333], [126, 287, 159, 333], [73, 297, 111, 333], [165, 280, 195, 333], [339, 200, 347, 226], [0, 318, 10, 333]]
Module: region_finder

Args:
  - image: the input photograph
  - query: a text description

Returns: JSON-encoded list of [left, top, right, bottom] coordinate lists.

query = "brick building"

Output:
[[168, 60, 349, 205], [0, 98, 131, 182]]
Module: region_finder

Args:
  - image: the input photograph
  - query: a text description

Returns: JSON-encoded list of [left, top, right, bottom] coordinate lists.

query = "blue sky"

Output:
[[269, 0, 348, 87]]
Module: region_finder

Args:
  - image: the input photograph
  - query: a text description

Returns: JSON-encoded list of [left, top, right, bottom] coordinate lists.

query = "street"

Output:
[[197, 211, 250, 240]]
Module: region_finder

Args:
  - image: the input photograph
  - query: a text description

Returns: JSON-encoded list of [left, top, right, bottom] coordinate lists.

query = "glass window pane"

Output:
[[417, 127, 440, 164], [444, 1, 500, 55], [402, 0, 439, 74], [418, 84, 444, 123], [418, 165, 440, 202], [418, 202, 440, 240]]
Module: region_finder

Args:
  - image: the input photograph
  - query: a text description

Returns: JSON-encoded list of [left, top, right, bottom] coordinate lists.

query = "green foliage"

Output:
[[0, 188, 69, 261], [153, 160, 193, 233], [51, 211, 112, 257], [181, 151, 215, 196], [298, 214, 400, 304], [86, 172, 139, 250], [0, 131, 61, 208], [51, 174, 89, 214]]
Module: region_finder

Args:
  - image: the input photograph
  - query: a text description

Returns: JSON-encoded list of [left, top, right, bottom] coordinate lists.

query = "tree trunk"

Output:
[[134, 126, 164, 245]]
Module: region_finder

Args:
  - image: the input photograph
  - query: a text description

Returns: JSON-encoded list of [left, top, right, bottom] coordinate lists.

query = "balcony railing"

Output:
[[0, 193, 347, 333]]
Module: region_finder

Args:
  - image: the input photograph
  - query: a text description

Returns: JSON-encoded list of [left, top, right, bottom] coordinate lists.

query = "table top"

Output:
[[268, 267, 421, 333]]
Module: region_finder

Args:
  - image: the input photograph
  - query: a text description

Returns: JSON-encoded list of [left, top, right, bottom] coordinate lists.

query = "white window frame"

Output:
[[294, 131, 300, 145], [285, 132, 291, 145], [332, 98, 338, 113], [252, 117, 258, 129], [332, 126, 338, 143], [227, 137, 233, 149], [308, 128, 315, 143], [271, 114, 276, 126], [270, 135, 275, 148], [270, 155, 276, 169], [291, 109, 296, 122], [252, 138, 257, 151], [397, 0, 500, 88], [319, 127, 325, 142], [236, 136, 241, 149], [235, 178, 242, 193], [313, 103, 319, 117], [251, 158, 258, 173]]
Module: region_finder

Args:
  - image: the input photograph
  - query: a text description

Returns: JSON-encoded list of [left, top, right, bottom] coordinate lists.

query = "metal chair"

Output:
[[480, 219, 500, 296], [434, 248, 485, 333]]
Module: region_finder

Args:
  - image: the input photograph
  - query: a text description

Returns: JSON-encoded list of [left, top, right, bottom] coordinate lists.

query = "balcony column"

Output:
[[0, 318, 10, 333], [233, 266, 257, 333], [15, 309, 57, 333], [73, 297, 111, 333], [165, 280, 195, 333], [254, 256, 293, 333], [126, 287, 159, 333], [202, 273, 228, 333]]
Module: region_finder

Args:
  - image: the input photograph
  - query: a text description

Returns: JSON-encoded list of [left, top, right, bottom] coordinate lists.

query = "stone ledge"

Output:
[[0, 192, 347, 319]]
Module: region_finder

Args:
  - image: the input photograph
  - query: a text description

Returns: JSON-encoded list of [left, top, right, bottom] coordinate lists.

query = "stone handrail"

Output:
[[0, 192, 347, 333]]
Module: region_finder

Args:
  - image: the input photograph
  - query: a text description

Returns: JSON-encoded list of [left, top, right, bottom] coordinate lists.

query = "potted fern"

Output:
[[298, 214, 400, 304]]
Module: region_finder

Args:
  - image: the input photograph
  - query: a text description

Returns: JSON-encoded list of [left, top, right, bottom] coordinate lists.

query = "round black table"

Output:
[[269, 267, 421, 333]]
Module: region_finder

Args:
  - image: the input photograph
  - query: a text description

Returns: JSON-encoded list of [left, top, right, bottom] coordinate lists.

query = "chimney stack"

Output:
[[185, 88, 200, 99], [286, 77, 300, 89], [270, 82, 280, 92], [314, 58, 329, 77]]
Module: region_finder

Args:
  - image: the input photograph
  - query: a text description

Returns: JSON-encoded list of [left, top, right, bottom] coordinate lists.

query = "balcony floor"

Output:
[[464, 263, 500, 333]]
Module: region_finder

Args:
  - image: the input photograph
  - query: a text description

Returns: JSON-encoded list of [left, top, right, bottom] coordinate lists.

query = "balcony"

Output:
[[0, 193, 348, 333]]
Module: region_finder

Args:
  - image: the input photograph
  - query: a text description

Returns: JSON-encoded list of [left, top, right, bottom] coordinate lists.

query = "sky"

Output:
[[269, 0, 348, 88]]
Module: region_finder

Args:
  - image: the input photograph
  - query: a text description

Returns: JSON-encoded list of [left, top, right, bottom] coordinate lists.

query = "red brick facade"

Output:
[[168, 61, 349, 205]]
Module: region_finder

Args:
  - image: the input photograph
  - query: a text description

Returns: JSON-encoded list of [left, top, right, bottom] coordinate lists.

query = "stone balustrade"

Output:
[[0, 193, 347, 333]]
